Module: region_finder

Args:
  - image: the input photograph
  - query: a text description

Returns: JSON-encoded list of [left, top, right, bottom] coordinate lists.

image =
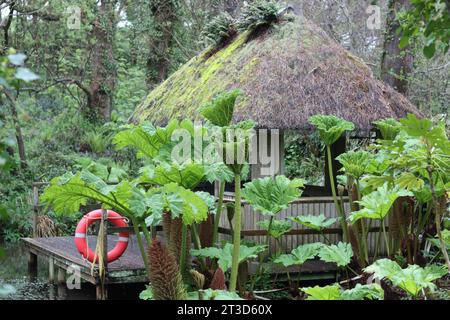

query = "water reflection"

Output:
[[0, 243, 145, 300]]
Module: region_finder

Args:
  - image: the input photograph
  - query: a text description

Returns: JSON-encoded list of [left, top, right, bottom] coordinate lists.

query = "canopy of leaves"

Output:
[[397, 0, 450, 58], [190, 243, 266, 271], [242, 175, 305, 215], [336, 150, 373, 179], [274, 243, 322, 267], [308, 115, 355, 146], [290, 214, 337, 231], [318, 242, 353, 267], [364, 114, 449, 203], [348, 183, 412, 223]]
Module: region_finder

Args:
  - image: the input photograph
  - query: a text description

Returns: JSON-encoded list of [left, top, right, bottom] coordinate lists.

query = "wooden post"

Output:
[[96, 209, 108, 300], [101, 209, 108, 273], [57, 267, 66, 299], [28, 252, 38, 281], [48, 258, 55, 284], [96, 284, 108, 300]]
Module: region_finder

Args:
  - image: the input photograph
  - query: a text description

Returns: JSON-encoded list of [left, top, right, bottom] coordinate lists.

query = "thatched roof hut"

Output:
[[131, 12, 421, 131]]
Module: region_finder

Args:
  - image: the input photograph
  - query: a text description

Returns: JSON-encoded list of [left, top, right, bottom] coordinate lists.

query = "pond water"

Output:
[[0, 243, 146, 300]]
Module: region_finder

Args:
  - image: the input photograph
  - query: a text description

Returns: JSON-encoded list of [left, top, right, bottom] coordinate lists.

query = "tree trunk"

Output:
[[380, 0, 413, 95], [1, 1, 16, 52], [3, 93, 27, 170], [89, 0, 117, 122], [146, 0, 177, 88]]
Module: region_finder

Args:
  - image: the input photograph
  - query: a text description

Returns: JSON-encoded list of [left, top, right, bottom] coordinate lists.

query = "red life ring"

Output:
[[74, 209, 129, 263]]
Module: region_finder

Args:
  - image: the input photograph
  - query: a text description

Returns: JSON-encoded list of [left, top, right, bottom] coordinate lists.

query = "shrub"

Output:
[[237, 0, 282, 32], [201, 12, 237, 47]]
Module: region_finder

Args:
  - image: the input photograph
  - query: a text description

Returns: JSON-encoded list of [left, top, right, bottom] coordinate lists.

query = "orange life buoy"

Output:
[[74, 209, 129, 263]]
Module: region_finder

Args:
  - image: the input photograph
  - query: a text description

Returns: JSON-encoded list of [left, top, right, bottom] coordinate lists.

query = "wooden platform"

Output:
[[22, 235, 148, 286]]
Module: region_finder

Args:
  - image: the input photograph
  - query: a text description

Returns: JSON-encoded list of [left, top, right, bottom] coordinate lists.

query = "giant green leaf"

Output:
[[348, 183, 412, 223], [301, 284, 341, 300], [309, 115, 355, 146], [395, 172, 425, 191], [340, 284, 384, 300], [199, 89, 241, 127], [365, 259, 447, 297], [301, 283, 384, 300], [139, 162, 205, 189], [75, 157, 128, 183], [336, 150, 373, 179], [41, 173, 110, 215], [190, 243, 266, 271], [363, 258, 403, 280], [257, 219, 292, 238], [318, 242, 353, 267], [242, 176, 305, 215], [290, 214, 337, 231], [391, 264, 447, 297], [373, 118, 401, 140], [274, 243, 322, 267], [161, 183, 208, 225], [113, 120, 178, 159]]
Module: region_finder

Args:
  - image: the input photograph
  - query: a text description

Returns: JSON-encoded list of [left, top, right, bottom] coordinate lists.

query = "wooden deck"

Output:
[[22, 235, 148, 287], [21, 233, 341, 300]]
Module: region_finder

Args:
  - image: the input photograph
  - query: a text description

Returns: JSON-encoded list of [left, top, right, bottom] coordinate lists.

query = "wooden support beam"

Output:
[[57, 267, 67, 299], [96, 209, 109, 300], [28, 251, 38, 281], [48, 257, 55, 284], [96, 284, 108, 300]]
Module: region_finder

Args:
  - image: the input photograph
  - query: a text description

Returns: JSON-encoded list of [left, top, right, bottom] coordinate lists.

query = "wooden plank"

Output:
[[223, 194, 349, 204], [219, 226, 387, 237], [28, 251, 37, 281]]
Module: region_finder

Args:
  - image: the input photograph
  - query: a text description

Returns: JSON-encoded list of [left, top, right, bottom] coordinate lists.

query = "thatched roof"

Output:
[[132, 13, 421, 131]]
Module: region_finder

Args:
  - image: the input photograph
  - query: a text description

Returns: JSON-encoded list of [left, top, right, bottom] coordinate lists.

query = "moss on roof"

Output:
[[132, 13, 421, 130]]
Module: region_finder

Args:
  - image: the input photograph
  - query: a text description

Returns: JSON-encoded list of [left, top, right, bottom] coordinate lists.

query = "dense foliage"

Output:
[[0, 0, 449, 301]]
